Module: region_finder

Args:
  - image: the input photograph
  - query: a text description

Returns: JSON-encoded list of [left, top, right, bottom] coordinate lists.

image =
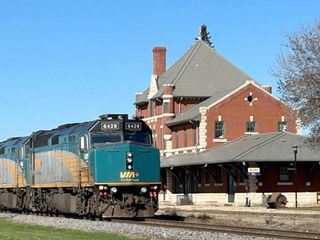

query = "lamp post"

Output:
[[293, 145, 298, 208]]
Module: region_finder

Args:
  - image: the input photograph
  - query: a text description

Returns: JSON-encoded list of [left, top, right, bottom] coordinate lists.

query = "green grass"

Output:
[[0, 220, 144, 240], [285, 206, 320, 211]]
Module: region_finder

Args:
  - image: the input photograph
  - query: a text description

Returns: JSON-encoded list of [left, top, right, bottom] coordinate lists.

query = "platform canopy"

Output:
[[161, 132, 320, 168]]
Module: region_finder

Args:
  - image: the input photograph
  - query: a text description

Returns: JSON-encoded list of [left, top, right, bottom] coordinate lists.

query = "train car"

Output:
[[0, 114, 160, 218]]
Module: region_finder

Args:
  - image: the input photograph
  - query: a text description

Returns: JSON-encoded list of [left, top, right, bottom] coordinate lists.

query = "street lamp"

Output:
[[293, 145, 298, 208]]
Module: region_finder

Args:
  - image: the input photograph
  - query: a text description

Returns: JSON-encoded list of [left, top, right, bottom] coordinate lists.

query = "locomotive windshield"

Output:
[[91, 132, 122, 144], [123, 131, 152, 145], [91, 120, 152, 147]]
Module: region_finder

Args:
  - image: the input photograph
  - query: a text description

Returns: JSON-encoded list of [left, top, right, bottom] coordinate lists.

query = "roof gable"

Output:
[[167, 81, 293, 126], [136, 40, 256, 104]]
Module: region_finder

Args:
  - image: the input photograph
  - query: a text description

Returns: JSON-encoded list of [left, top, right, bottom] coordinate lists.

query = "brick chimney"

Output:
[[153, 46, 166, 77], [262, 85, 272, 94]]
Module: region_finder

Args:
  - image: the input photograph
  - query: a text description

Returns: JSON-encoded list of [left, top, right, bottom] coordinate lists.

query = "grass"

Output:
[[0, 220, 144, 240], [280, 206, 320, 211], [286, 206, 320, 211]]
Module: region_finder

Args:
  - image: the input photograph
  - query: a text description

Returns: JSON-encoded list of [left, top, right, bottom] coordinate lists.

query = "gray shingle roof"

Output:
[[136, 40, 255, 104], [166, 88, 234, 126], [161, 132, 320, 167]]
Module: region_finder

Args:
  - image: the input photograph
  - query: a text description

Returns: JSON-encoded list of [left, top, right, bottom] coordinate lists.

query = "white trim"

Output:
[[143, 113, 174, 121], [162, 94, 173, 98], [164, 145, 198, 153], [213, 138, 228, 143], [244, 132, 259, 135], [277, 182, 293, 185], [206, 80, 282, 110], [214, 183, 223, 187], [205, 183, 211, 187], [163, 99, 170, 103]]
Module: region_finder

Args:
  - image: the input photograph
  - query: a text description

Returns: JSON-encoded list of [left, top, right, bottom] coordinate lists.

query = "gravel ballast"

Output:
[[0, 213, 278, 240]]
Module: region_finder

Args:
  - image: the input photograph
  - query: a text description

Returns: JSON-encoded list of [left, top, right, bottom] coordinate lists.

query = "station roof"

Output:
[[136, 40, 255, 104], [161, 132, 320, 168]]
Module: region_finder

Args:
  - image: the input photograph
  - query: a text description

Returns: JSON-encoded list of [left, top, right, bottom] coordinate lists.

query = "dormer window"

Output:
[[215, 121, 224, 139], [278, 121, 287, 132], [246, 121, 256, 132]]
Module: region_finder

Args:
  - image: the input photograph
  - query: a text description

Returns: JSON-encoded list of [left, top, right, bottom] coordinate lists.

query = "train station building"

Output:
[[134, 35, 320, 207]]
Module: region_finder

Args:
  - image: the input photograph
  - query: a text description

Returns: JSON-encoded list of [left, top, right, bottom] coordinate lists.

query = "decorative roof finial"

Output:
[[196, 25, 214, 49]]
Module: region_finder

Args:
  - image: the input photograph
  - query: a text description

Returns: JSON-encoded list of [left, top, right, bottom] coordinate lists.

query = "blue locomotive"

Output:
[[0, 114, 160, 218]]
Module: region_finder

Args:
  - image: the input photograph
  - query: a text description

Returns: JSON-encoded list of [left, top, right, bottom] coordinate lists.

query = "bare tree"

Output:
[[272, 19, 320, 148]]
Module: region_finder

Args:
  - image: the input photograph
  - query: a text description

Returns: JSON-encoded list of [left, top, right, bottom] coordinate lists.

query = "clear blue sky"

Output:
[[0, 0, 319, 140]]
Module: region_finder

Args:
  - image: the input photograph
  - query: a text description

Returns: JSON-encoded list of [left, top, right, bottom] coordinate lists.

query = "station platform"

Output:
[[158, 204, 320, 216], [157, 204, 320, 232]]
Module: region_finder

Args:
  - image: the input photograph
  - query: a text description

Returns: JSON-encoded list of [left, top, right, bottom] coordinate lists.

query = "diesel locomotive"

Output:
[[0, 114, 160, 218]]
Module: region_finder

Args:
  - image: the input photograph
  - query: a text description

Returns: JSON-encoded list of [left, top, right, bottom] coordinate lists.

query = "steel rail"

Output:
[[111, 218, 320, 240]]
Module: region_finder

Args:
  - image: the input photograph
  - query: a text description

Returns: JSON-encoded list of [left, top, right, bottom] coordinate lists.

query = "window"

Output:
[[175, 130, 179, 148], [183, 129, 187, 147], [239, 172, 245, 183], [149, 101, 155, 116], [51, 135, 59, 145], [278, 121, 287, 132], [69, 135, 76, 143], [0, 148, 4, 155], [215, 167, 222, 183], [246, 121, 256, 132], [91, 133, 121, 145], [192, 127, 198, 146], [279, 166, 290, 182], [215, 121, 224, 139], [124, 131, 152, 145], [11, 147, 17, 153], [163, 102, 169, 113], [152, 130, 156, 147], [205, 171, 210, 184]]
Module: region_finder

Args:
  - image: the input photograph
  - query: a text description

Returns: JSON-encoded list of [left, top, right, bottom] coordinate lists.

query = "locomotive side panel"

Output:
[[31, 149, 93, 188]]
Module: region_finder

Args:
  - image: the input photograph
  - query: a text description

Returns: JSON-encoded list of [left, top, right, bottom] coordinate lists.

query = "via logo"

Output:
[[120, 171, 139, 178]]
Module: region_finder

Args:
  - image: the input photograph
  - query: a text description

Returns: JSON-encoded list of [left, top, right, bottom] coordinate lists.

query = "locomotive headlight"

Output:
[[126, 152, 133, 170], [99, 185, 104, 191], [140, 187, 147, 194], [111, 187, 118, 194]]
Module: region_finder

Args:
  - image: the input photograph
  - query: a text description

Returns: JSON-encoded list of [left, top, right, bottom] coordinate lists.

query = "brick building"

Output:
[[135, 37, 320, 206]]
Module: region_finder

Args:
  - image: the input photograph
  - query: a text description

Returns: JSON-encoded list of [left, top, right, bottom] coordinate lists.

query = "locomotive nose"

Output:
[[93, 143, 160, 185]]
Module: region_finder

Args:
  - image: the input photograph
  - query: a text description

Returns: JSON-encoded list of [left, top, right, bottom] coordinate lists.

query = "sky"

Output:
[[0, 0, 319, 141]]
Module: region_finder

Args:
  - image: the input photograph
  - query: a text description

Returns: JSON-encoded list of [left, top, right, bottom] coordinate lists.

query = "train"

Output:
[[0, 114, 160, 218]]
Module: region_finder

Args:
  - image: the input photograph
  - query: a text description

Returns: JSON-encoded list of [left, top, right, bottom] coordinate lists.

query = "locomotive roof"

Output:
[[32, 120, 97, 139], [0, 116, 144, 148], [0, 136, 29, 149]]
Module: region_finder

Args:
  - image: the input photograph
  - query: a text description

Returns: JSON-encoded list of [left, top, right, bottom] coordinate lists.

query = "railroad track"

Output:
[[112, 218, 320, 240], [2, 210, 320, 239]]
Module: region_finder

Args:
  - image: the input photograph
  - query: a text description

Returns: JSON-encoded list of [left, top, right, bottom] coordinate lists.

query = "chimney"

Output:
[[153, 46, 166, 77], [262, 85, 272, 94]]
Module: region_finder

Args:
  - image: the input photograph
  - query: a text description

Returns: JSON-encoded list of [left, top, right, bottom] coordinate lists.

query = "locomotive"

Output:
[[0, 114, 160, 218]]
